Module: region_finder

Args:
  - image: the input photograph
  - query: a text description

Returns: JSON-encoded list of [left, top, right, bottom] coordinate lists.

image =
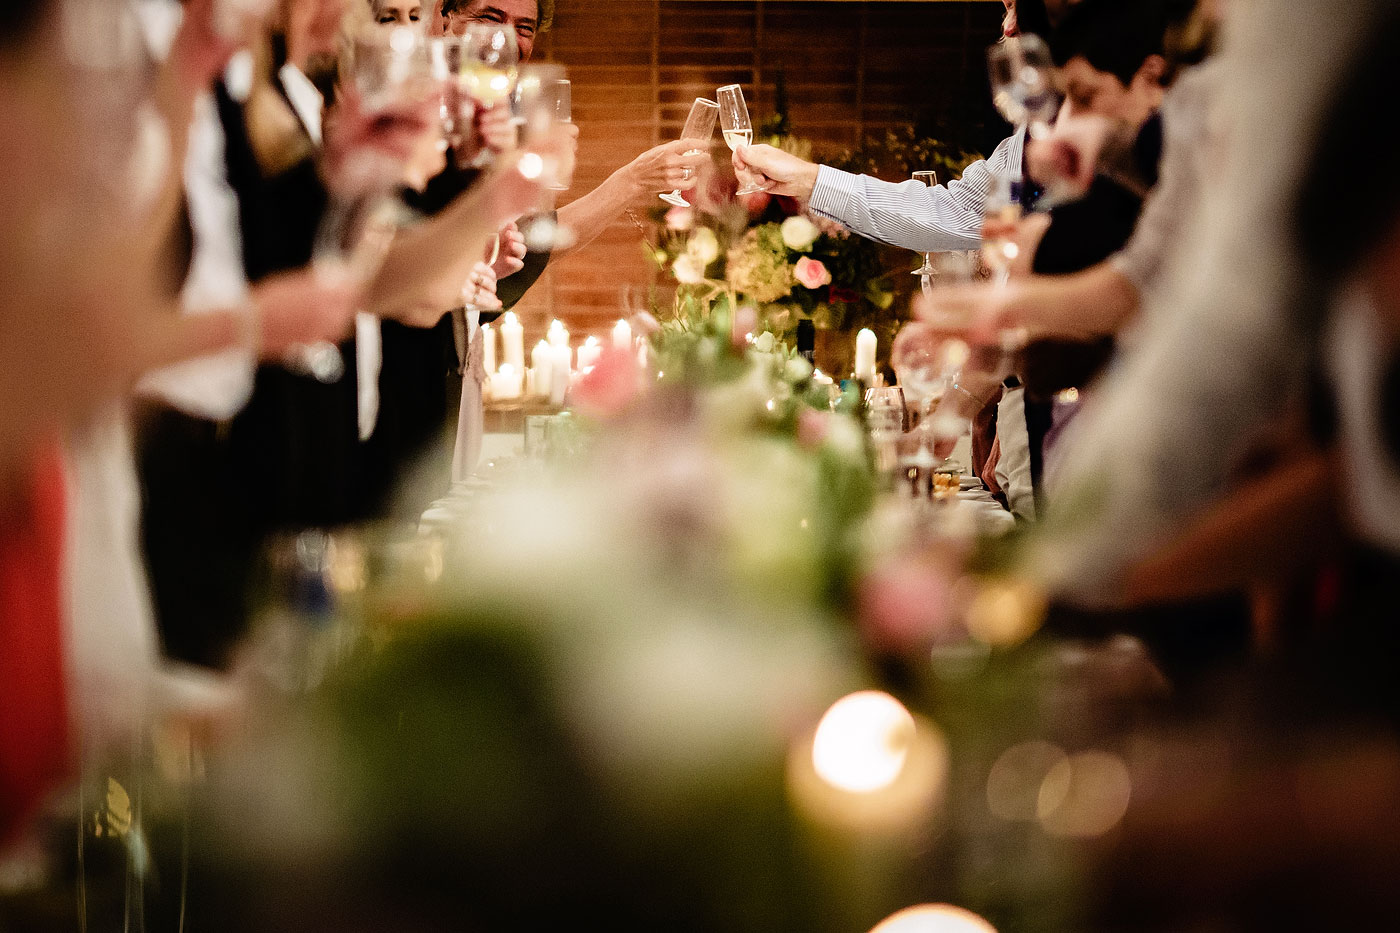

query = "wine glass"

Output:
[[911, 169, 938, 276], [514, 64, 577, 251], [458, 23, 519, 167], [987, 34, 1059, 139], [659, 97, 718, 208], [865, 386, 907, 478], [716, 84, 766, 196], [891, 322, 971, 471], [981, 168, 1023, 287]]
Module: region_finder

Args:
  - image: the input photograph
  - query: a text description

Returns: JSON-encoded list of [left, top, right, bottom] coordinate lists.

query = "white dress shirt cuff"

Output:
[[809, 165, 863, 223]]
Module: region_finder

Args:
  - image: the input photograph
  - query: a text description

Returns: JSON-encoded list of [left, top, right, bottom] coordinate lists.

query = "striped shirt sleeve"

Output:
[[808, 130, 1025, 253]]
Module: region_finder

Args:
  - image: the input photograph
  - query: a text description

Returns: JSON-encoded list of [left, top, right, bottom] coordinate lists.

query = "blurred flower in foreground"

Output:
[[571, 347, 643, 420], [780, 215, 820, 252], [857, 552, 960, 654], [869, 903, 998, 933], [964, 577, 1047, 647]]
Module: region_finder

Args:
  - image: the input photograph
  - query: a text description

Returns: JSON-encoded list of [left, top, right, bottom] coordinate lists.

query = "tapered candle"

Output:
[[500, 311, 525, 373], [577, 336, 602, 371], [612, 318, 632, 352], [547, 318, 570, 349], [492, 363, 522, 400], [854, 328, 877, 383], [481, 322, 497, 376], [549, 345, 571, 406], [531, 340, 552, 397]]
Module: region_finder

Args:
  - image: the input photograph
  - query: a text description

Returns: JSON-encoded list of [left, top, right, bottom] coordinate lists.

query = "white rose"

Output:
[[784, 356, 813, 383], [672, 253, 706, 284], [780, 215, 820, 252], [687, 228, 721, 265]]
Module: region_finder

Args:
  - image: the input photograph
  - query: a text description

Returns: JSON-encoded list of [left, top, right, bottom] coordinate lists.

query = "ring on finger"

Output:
[[680, 166, 692, 181]]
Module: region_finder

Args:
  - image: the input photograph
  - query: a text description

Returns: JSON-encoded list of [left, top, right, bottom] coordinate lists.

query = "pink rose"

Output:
[[794, 256, 832, 290], [856, 554, 958, 654], [796, 408, 831, 450], [572, 347, 642, 420], [664, 205, 695, 231]]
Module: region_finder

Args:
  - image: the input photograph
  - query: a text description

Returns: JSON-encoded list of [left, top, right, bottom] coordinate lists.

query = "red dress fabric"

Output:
[[0, 444, 69, 845]]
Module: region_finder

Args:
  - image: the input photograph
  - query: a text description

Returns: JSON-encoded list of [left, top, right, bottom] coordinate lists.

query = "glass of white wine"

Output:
[[458, 23, 518, 166], [659, 97, 718, 208], [911, 169, 938, 276], [717, 84, 766, 196]]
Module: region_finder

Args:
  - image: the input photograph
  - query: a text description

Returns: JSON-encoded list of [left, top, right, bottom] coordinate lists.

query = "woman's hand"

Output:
[[463, 261, 502, 312], [252, 268, 361, 356], [624, 139, 713, 196], [323, 88, 439, 194], [490, 223, 527, 279]]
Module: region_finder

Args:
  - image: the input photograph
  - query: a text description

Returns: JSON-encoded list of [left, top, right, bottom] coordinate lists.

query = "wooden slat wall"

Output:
[[514, 0, 1005, 344]]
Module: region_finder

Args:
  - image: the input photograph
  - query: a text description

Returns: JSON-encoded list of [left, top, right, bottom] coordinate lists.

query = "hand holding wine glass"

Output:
[[891, 321, 972, 468], [717, 84, 767, 196], [987, 33, 1060, 139], [660, 97, 718, 208]]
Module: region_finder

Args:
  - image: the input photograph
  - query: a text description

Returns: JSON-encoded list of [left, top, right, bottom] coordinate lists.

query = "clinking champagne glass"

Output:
[[987, 33, 1060, 139], [659, 97, 718, 208], [458, 23, 519, 168], [911, 170, 938, 276], [716, 84, 766, 196]]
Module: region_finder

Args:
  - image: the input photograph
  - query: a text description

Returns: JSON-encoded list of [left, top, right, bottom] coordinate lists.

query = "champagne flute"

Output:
[[987, 34, 1059, 139], [716, 84, 766, 195], [546, 78, 572, 191], [659, 97, 718, 208], [911, 169, 938, 276]]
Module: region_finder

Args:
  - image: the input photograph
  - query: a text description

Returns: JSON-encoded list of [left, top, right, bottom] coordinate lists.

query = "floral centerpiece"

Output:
[[645, 77, 985, 377]]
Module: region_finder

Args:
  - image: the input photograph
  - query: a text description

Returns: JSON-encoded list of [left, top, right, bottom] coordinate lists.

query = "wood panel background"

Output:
[[514, 0, 1007, 343]]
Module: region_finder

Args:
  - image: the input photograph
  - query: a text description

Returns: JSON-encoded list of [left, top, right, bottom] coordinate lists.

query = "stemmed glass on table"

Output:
[[660, 97, 718, 208], [717, 84, 766, 195], [891, 322, 971, 498]]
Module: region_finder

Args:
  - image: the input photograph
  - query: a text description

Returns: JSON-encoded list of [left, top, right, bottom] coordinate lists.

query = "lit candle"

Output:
[[491, 363, 522, 400], [577, 336, 602, 371], [549, 344, 571, 406], [854, 328, 877, 383], [481, 322, 497, 376], [530, 340, 552, 397], [500, 311, 525, 373], [612, 318, 632, 352], [547, 318, 569, 349]]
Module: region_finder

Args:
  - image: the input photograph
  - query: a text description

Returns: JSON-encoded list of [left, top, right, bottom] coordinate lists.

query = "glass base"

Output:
[[659, 191, 689, 207], [735, 184, 766, 196]]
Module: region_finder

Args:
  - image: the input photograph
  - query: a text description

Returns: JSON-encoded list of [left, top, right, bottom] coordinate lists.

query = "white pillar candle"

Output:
[[530, 340, 552, 397], [854, 328, 877, 383], [549, 344, 571, 406], [492, 363, 522, 400], [500, 311, 525, 373], [481, 322, 497, 376], [612, 318, 632, 352], [577, 336, 602, 371], [547, 318, 570, 349]]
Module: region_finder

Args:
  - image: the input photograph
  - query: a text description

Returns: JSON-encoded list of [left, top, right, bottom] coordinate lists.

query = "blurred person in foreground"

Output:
[[994, 0, 1400, 697], [0, 0, 350, 848]]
